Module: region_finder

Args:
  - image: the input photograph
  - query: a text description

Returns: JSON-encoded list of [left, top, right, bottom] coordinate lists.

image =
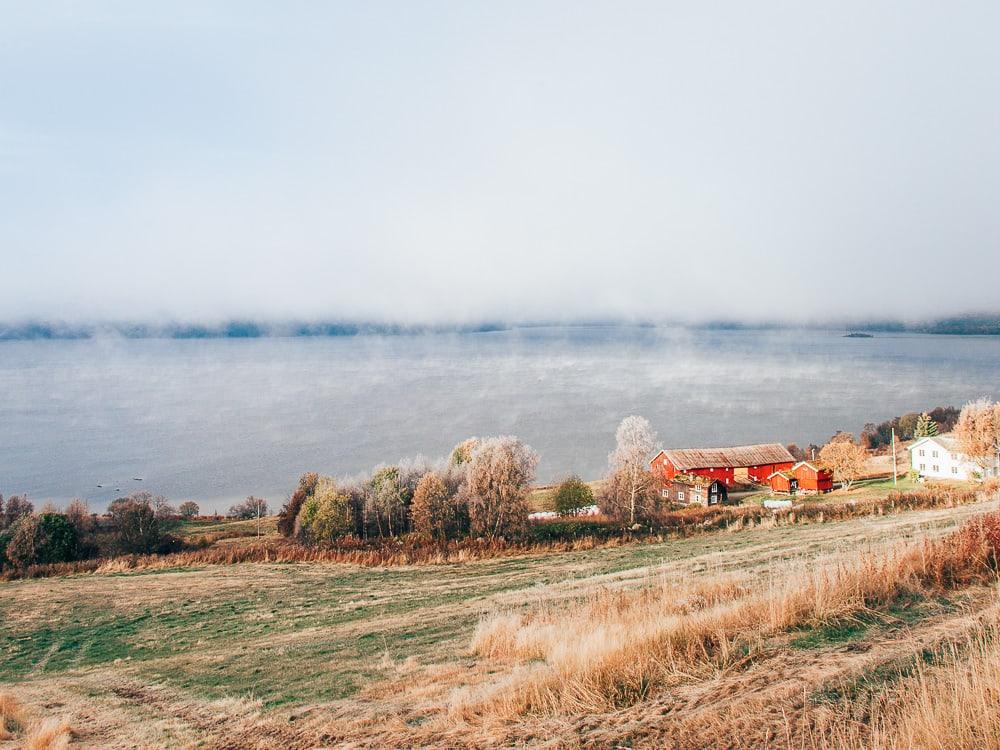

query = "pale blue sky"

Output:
[[2, 2, 999, 323]]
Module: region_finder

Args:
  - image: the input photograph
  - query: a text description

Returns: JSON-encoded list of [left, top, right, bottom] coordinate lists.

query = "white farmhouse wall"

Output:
[[909, 436, 998, 480]]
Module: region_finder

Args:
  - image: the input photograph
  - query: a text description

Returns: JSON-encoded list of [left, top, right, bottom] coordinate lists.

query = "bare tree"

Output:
[[463, 436, 538, 539], [153, 495, 176, 519], [65, 498, 94, 534], [606, 416, 660, 525], [818, 435, 867, 491], [2, 495, 34, 531], [954, 399, 1000, 478], [178, 501, 200, 519], [247, 496, 267, 537]]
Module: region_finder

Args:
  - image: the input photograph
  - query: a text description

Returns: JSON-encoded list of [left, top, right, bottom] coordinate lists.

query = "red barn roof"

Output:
[[655, 443, 794, 470]]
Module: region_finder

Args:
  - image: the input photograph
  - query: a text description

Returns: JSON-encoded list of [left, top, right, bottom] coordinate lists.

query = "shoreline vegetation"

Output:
[[2, 312, 1000, 340], [1, 484, 989, 583]]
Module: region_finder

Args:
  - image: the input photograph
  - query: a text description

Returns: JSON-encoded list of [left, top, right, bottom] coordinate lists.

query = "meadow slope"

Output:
[[1, 498, 996, 749]]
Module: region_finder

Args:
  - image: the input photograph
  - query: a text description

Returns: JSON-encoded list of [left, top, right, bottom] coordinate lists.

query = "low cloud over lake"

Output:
[[2, 2, 999, 325]]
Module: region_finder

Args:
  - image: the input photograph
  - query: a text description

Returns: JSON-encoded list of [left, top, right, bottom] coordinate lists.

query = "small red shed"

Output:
[[767, 470, 797, 495], [791, 461, 834, 493]]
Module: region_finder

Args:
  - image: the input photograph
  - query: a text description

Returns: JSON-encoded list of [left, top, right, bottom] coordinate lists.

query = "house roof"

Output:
[[767, 470, 794, 481], [668, 473, 720, 488], [908, 434, 959, 452], [655, 443, 794, 470]]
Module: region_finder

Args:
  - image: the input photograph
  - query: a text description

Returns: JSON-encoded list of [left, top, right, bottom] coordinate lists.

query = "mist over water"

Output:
[[1, 326, 998, 511]]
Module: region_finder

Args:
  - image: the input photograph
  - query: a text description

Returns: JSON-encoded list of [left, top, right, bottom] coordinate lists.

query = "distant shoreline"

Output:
[[3, 315, 1000, 341]]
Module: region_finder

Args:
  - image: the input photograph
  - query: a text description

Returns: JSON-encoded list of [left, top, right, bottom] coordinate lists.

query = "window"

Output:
[[932, 465, 939, 473], [952, 467, 958, 474], [919, 449, 925, 457], [678, 491, 685, 501], [661, 489, 669, 498], [932, 450, 938, 458], [951, 454, 958, 461], [920, 463, 926, 470]]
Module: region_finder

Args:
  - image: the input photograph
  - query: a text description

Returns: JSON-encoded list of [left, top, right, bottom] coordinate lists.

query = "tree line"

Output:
[[278, 436, 541, 544], [0, 492, 186, 571], [860, 406, 960, 451]]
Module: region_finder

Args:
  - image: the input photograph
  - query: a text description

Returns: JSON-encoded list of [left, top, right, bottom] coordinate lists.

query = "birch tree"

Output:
[[463, 436, 538, 539], [606, 416, 659, 525]]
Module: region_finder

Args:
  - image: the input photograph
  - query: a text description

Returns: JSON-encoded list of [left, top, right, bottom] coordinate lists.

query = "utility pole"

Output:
[[891, 427, 898, 486]]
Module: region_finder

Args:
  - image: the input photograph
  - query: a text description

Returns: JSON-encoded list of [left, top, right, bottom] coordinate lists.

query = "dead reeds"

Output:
[[461, 513, 1000, 718]]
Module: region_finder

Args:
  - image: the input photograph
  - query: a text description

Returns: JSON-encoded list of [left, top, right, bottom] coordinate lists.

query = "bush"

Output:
[[278, 472, 318, 537], [1, 513, 77, 569], [552, 477, 594, 516], [527, 518, 620, 542], [298, 477, 353, 543], [35, 513, 78, 564], [3, 516, 38, 568]]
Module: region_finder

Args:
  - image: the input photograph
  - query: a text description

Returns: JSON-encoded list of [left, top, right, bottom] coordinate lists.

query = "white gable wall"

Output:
[[909, 437, 997, 480]]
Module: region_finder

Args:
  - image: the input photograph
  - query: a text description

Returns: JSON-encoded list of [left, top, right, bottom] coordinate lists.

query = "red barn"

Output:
[[791, 461, 833, 493], [650, 443, 795, 486]]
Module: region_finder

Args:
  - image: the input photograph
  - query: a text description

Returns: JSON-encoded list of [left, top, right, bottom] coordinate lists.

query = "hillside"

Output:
[[2, 496, 998, 748]]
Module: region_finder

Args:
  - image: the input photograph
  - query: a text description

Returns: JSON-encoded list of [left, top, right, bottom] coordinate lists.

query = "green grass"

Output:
[[810, 646, 941, 705], [790, 594, 958, 651], [175, 515, 280, 539], [791, 619, 871, 650]]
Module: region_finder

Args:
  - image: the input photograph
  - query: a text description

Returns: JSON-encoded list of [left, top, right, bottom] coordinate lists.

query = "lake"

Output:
[[1, 326, 998, 512]]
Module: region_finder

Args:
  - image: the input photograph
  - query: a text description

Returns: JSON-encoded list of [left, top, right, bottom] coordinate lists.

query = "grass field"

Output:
[[1, 497, 997, 748]]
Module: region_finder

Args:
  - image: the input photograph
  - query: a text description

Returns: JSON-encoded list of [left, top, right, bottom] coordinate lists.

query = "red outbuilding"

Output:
[[650, 443, 795, 486], [767, 470, 797, 494], [791, 461, 834, 493]]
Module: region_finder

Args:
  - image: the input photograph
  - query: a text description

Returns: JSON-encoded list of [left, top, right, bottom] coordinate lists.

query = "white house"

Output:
[[908, 434, 998, 481]]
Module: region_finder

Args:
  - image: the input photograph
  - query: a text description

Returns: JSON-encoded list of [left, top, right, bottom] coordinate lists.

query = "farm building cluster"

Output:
[[650, 442, 833, 506]]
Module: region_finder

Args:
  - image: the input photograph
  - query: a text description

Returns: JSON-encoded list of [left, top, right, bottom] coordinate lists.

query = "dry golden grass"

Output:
[[817, 623, 1000, 749], [23, 718, 72, 750], [0, 692, 25, 740], [0, 692, 72, 749], [462, 513, 1000, 718]]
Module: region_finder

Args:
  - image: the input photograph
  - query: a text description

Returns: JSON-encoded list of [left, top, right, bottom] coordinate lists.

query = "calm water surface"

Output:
[[1, 326, 998, 511]]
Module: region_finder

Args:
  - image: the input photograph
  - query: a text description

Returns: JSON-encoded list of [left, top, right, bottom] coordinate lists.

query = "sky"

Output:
[[2, 1, 999, 325]]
